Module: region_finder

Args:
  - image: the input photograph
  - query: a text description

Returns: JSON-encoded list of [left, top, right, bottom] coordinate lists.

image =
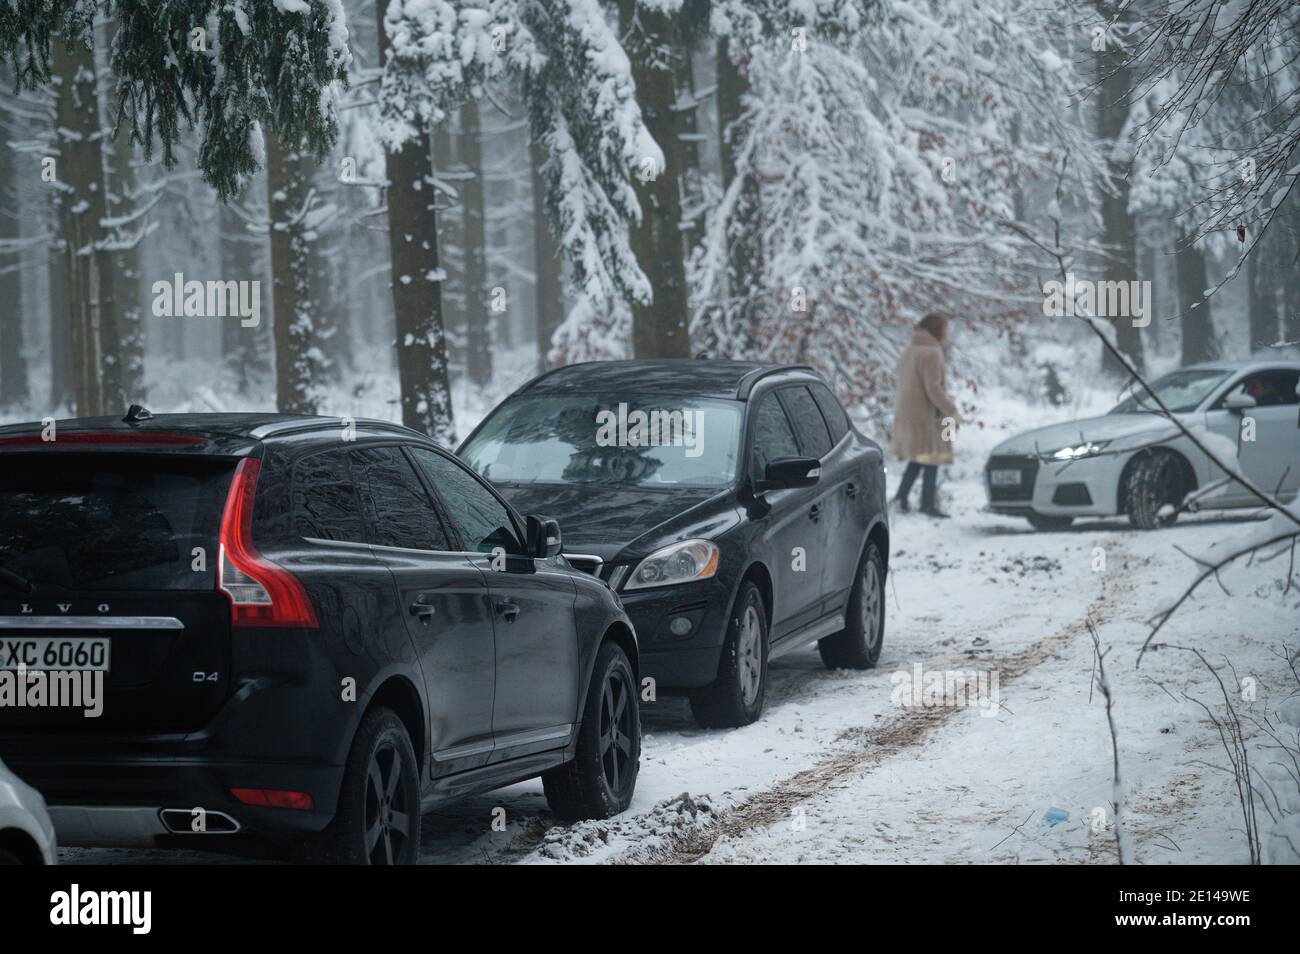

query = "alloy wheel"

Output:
[[861, 561, 882, 649], [599, 667, 635, 796], [364, 741, 413, 865], [738, 604, 763, 706]]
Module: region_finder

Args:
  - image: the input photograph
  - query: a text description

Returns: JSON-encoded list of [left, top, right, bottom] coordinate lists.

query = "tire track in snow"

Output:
[[625, 540, 1133, 865]]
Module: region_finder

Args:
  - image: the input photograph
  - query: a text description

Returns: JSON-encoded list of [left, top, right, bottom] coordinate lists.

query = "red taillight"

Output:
[[217, 458, 319, 629], [230, 788, 315, 811], [0, 432, 206, 447]]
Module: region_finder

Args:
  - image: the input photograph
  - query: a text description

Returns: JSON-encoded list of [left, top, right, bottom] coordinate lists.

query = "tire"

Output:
[[543, 640, 640, 821], [296, 706, 420, 865], [689, 580, 768, 728], [0, 848, 24, 865], [819, 541, 886, 669], [1125, 451, 1186, 530], [1026, 513, 1074, 531]]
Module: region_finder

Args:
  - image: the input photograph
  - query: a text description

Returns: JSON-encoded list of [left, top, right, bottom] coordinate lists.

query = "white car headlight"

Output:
[[624, 539, 719, 590], [1049, 440, 1110, 461]]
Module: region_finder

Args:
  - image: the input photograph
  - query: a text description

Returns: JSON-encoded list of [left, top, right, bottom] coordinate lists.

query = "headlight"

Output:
[[1049, 440, 1110, 461], [624, 539, 719, 590]]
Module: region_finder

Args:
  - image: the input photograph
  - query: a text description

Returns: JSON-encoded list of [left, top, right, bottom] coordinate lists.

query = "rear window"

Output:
[[0, 454, 234, 591]]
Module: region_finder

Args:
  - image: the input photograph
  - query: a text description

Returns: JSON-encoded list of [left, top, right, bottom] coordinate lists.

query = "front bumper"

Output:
[[619, 575, 734, 691], [985, 452, 1122, 517]]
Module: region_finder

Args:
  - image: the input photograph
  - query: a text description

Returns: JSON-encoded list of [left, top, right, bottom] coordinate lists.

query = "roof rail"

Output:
[[249, 417, 426, 440], [735, 364, 819, 399]]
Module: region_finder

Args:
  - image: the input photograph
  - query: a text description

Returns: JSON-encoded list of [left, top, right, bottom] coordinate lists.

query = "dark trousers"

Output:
[[895, 461, 937, 509]]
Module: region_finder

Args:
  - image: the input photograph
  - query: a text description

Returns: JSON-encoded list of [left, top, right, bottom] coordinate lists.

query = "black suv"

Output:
[[0, 411, 639, 864], [460, 360, 889, 728]]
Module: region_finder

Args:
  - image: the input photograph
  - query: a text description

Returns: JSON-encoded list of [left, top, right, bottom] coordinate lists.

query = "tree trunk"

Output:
[[432, 119, 464, 369], [530, 136, 564, 371], [106, 123, 145, 403], [717, 36, 764, 353], [103, 21, 144, 403], [460, 99, 491, 387], [47, 230, 72, 408], [265, 128, 318, 414], [1175, 229, 1217, 364], [1095, 5, 1145, 376], [1246, 237, 1276, 352], [678, 43, 705, 251], [218, 200, 261, 389], [620, 0, 691, 359], [0, 100, 28, 407], [1282, 235, 1300, 347], [377, 0, 455, 443], [54, 36, 121, 417]]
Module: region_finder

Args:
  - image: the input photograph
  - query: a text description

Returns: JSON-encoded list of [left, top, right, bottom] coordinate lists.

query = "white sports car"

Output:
[[0, 758, 57, 864], [986, 359, 1300, 530]]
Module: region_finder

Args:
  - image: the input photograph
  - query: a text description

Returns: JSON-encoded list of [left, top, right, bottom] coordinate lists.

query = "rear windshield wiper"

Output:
[[0, 565, 37, 596]]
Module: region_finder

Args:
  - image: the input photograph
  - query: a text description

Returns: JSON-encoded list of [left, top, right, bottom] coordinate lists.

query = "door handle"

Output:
[[846, 482, 857, 498], [809, 503, 823, 521], [495, 600, 520, 622], [409, 599, 436, 624]]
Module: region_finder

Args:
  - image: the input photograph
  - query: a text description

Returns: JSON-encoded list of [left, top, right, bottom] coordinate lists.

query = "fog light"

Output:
[[669, 616, 693, 636]]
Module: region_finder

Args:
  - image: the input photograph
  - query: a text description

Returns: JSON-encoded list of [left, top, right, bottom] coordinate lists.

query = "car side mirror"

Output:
[[1223, 391, 1256, 412], [526, 515, 562, 559], [759, 456, 822, 491]]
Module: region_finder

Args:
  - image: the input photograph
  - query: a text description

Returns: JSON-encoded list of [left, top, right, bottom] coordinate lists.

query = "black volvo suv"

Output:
[[0, 411, 639, 863], [460, 361, 890, 728]]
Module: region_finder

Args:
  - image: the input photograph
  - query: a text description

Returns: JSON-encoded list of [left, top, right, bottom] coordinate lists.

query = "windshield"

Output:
[[0, 454, 234, 591], [1110, 369, 1232, 415], [461, 395, 743, 488]]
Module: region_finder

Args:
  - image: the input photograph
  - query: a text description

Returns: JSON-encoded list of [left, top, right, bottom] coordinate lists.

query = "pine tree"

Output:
[[618, 0, 691, 359], [1094, 2, 1145, 375], [0, 64, 28, 408], [530, 134, 563, 369], [376, 0, 455, 444], [460, 98, 491, 386], [265, 128, 320, 415], [379, 0, 663, 371], [52, 31, 122, 417]]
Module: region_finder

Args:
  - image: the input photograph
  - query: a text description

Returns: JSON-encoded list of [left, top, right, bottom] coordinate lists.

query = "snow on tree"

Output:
[[0, 1, 351, 415], [692, 0, 1098, 420], [1119, 0, 1300, 270], [379, 0, 662, 365]]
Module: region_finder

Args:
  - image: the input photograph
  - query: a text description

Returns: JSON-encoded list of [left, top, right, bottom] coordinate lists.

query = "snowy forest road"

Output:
[[59, 476, 1296, 866]]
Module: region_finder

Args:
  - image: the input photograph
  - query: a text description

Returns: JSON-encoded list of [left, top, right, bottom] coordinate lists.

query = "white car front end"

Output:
[[986, 361, 1300, 528], [985, 412, 1180, 519]]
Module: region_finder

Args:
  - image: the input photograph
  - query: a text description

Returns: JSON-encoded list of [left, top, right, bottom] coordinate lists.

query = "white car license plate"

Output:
[[0, 637, 111, 672], [990, 469, 1022, 487]]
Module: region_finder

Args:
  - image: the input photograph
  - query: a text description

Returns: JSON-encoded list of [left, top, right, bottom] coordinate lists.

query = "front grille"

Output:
[[986, 455, 1039, 502]]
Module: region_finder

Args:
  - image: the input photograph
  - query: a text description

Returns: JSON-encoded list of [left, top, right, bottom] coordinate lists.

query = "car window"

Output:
[[750, 391, 801, 480], [349, 446, 452, 551], [810, 382, 850, 444], [779, 386, 833, 458], [292, 450, 365, 543], [407, 446, 525, 555], [1217, 370, 1300, 408]]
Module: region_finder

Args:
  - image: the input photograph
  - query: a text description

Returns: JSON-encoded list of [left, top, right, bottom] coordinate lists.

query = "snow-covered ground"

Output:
[[58, 375, 1300, 866]]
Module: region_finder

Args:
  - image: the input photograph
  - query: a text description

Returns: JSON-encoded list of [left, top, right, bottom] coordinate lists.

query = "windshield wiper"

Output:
[[0, 565, 36, 596]]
